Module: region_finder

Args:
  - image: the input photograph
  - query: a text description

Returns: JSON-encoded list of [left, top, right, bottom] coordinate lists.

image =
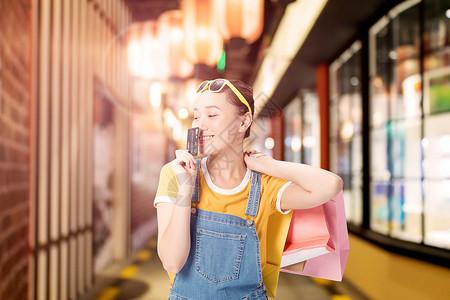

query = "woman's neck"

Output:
[[206, 150, 247, 188]]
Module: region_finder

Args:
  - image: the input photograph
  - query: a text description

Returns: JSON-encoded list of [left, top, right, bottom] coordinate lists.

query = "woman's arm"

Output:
[[156, 150, 197, 273], [244, 152, 343, 210]]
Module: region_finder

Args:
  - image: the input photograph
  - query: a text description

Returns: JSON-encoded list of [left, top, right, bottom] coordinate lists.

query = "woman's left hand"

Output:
[[243, 150, 273, 173]]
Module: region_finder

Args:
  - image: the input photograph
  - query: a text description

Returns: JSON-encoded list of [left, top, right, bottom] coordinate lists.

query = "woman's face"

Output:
[[192, 91, 245, 156]]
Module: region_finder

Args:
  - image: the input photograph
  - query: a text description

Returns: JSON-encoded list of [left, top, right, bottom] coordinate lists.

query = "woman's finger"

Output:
[[181, 151, 194, 169], [179, 151, 196, 170]]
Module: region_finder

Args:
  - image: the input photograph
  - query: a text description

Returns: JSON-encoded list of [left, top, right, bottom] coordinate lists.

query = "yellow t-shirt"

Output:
[[154, 157, 292, 289]]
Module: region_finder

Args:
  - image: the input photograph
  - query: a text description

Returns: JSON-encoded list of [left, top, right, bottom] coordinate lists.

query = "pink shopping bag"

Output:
[[281, 190, 349, 281], [280, 205, 334, 268]]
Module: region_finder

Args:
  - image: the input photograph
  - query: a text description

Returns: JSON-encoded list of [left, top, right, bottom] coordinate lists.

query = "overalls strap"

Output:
[[245, 171, 262, 218], [191, 158, 201, 204]]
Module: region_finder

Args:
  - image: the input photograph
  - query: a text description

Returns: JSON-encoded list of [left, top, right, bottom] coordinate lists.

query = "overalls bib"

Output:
[[169, 163, 268, 300]]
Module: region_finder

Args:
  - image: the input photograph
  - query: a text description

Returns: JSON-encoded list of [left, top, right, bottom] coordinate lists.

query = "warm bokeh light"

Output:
[[214, 0, 264, 43], [157, 10, 194, 79], [127, 21, 163, 80], [182, 0, 223, 65], [421, 138, 430, 148], [264, 137, 275, 150], [302, 136, 316, 148], [340, 120, 354, 140], [127, 39, 143, 77], [178, 107, 189, 119], [163, 108, 182, 142], [372, 112, 384, 127], [291, 136, 302, 152], [149, 82, 162, 108]]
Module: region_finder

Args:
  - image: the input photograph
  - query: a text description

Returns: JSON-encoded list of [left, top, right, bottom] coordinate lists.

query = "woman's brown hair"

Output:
[[221, 79, 254, 138]]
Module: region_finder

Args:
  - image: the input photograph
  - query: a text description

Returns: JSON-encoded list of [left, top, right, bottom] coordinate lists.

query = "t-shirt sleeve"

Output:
[[262, 174, 293, 215], [154, 163, 179, 207]]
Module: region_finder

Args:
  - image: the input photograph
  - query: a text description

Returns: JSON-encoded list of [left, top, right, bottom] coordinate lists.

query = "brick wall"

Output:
[[0, 0, 31, 300]]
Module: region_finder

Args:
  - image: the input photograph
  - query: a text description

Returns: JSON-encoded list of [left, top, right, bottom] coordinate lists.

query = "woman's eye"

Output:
[[208, 114, 217, 118], [193, 116, 199, 120]]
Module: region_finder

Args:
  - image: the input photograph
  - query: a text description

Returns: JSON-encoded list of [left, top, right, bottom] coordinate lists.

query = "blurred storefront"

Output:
[[253, 0, 450, 299]]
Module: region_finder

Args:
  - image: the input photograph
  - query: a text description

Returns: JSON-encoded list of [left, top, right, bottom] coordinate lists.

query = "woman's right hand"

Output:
[[170, 149, 197, 174], [157, 150, 197, 272], [170, 150, 198, 205]]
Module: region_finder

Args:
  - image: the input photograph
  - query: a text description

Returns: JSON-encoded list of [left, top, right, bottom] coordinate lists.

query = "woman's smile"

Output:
[[199, 134, 214, 144]]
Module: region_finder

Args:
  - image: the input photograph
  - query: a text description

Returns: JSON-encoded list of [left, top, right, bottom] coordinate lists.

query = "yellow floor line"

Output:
[[312, 277, 333, 286], [137, 250, 152, 261], [332, 295, 352, 300], [95, 287, 120, 300], [120, 265, 138, 279]]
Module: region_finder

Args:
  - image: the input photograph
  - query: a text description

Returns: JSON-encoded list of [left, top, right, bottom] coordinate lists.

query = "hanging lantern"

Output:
[[157, 10, 194, 79], [214, 0, 264, 43], [126, 21, 163, 79], [182, 0, 223, 66]]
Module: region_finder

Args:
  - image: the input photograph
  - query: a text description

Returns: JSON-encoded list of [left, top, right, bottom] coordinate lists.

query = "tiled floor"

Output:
[[86, 240, 367, 300]]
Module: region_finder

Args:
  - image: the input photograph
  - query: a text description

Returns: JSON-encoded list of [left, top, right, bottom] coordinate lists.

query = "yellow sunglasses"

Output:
[[196, 79, 252, 115]]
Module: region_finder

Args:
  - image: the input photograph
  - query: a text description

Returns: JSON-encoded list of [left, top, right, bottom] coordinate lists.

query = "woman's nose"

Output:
[[195, 117, 207, 131]]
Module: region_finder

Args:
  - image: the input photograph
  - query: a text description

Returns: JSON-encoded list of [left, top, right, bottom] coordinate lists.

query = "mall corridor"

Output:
[[84, 239, 367, 300], [0, 0, 449, 300]]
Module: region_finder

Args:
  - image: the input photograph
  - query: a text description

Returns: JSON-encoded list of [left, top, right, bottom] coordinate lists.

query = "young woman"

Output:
[[154, 79, 343, 300]]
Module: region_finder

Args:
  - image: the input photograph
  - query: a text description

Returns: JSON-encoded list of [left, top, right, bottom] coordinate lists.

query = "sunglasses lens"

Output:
[[209, 79, 225, 92], [196, 81, 208, 93]]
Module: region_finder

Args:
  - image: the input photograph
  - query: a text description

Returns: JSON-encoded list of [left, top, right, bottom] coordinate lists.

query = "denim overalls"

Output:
[[169, 162, 268, 300]]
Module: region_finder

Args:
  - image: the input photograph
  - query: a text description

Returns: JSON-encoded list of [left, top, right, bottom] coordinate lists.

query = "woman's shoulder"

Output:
[[161, 162, 172, 171], [160, 162, 175, 177]]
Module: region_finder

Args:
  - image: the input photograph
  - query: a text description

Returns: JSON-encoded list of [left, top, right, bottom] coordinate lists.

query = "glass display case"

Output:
[[302, 93, 320, 167], [330, 41, 363, 225], [422, 0, 450, 249], [283, 92, 320, 167], [284, 97, 302, 163], [368, 0, 450, 248]]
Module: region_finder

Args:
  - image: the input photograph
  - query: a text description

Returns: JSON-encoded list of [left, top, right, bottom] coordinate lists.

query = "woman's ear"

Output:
[[239, 112, 253, 133]]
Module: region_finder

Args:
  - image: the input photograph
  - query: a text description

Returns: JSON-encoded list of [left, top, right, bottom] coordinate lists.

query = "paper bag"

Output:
[[263, 210, 293, 298], [281, 190, 349, 281], [281, 205, 334, 268]]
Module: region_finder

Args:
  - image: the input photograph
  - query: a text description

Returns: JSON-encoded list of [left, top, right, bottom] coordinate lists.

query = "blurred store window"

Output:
[[303, 93, 321, 167], [423, 0, 450, 249], [283, 91, 320, 166], [330, 41, 363, 226], [368, 0, 450, 249], [284, 97, 302, 163], [369, 0, 423, 241]]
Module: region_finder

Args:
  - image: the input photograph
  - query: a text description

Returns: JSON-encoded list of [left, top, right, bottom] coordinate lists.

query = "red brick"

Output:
[[0, 0, 31, 297], [1, 214, 12, 232]]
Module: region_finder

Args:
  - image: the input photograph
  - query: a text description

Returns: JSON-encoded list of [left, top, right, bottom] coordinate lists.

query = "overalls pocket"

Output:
[[195, 228, 247, 284]]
